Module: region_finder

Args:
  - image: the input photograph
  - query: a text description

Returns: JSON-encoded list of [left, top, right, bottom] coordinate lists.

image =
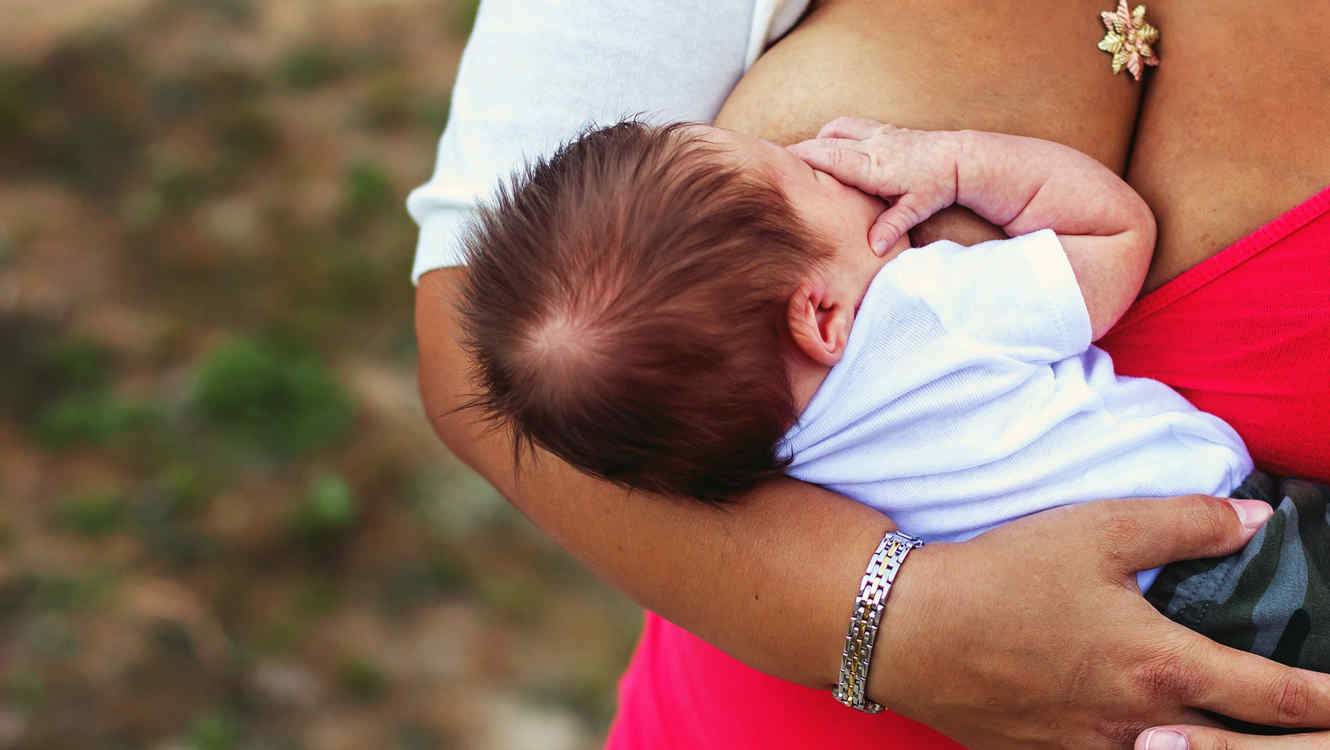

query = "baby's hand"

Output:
[[788, 117, 963, 255]]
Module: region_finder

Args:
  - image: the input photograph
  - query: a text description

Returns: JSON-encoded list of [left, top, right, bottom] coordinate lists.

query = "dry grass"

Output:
[[0, 2, 641, 748]]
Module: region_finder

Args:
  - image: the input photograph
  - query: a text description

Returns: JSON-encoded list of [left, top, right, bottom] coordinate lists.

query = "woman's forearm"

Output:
[[416, 265, 898, 692], [418, 266, 1330, 746]]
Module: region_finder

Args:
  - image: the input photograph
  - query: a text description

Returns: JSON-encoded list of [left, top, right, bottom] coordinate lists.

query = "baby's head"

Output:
[[459, 120, 892, 501]]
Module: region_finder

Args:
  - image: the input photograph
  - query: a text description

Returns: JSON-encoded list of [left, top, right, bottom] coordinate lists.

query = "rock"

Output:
[[122, 578, 229, 669], [203, 196, 262, 250], [250, 661, 325, 709], [482, 695, 589, 750], [392, 603, 479, 682], [0, 710, 25, 746]]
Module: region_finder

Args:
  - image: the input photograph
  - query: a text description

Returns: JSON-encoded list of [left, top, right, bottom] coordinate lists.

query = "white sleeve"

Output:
[[406, 0, 808, 283], [891, 230, 1094, 363]]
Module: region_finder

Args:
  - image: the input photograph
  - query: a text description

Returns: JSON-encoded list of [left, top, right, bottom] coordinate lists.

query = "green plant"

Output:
[[218, 109, 278, 170], [39, 338, 114, 393], [34, 392, 155, 448], [0, 225, 29, 270], [276, 44, 347, 90], [394, 724, 447, 750], [186, 710, 237, 750], [184, 0, 256, 25], [337, 160, 396, 231], [33, 570, 117, 611], [338, 657, 386, 701], [324, 248, 394, 313], [135, 159, 214, 225], [0, 61, 28, 139], [357, 76, 413, 131], [292, 577, 340, 616], [192, 338, 354, 458], [290, 474, 359, 547], [3, 333, 165, 452], [53, 491, 126, 537], [415, 93, 452, 132], [6, 669, 46, 710], [154, 463, 214, 517], [304, 474, 357, 528]]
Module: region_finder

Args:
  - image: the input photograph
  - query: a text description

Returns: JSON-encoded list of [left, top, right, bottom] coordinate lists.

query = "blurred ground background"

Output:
[[0, 1, 643, 747]]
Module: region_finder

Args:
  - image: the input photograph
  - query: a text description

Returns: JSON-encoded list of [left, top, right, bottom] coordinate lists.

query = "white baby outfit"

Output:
[[780, 230, 1253, 589], [408, 3, 1254, 593]]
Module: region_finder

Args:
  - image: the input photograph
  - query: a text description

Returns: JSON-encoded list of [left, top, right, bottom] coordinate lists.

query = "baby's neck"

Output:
[[783, 238, 910, 418], [785, 350, 834, 417]]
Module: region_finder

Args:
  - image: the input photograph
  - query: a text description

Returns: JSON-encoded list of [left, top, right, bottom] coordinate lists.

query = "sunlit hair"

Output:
[[457, 120, 833, 502]]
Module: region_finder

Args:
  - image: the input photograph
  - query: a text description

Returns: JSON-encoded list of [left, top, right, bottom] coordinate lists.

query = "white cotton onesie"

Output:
[[780, 230, 1254, 591]]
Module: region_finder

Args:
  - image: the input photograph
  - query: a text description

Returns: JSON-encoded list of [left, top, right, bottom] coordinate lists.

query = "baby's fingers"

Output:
[[868, 196, 930, 255], [786, 139, 885, 192]]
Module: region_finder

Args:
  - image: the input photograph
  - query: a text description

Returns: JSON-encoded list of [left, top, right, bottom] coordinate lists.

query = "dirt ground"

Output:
[[0, 2, 642, 748]]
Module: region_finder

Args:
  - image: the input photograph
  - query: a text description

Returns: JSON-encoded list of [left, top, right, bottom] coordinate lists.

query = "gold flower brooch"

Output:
[[1098, 0, 1159, 81]]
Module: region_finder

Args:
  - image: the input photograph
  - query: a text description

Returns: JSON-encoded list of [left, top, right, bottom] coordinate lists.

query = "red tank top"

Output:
[[607, 185, 1330, 749], [1099, 185, 1330, 479]]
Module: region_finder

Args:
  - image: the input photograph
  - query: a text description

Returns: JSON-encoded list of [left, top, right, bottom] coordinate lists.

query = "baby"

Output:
[[455, 119, 1330, 670]]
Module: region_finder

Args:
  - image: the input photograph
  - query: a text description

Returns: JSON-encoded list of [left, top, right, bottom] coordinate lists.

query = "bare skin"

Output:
[[415, 0, 1330, 746], [1126, 0, 1330, 290], [716, 0, 1330, 293], [709, 1, 1330, 746], [419, 268, 1330, 749]]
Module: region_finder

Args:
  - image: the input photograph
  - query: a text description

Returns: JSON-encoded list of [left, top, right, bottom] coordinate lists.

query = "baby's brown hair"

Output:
[[458, 120, 832, 502]]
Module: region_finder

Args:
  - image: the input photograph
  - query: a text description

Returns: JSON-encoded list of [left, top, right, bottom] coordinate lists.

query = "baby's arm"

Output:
[[955, 128, 1155, 339], [790, 117, 1156, 339]]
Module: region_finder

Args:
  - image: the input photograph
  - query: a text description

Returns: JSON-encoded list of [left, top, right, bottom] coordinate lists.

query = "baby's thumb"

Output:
[[868, 199, 927, 255]]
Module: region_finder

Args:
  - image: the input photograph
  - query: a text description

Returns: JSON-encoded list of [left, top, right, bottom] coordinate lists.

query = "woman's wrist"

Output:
[[862, 538, 949, 712], [835, 530, 925, 712], [718, 485, 898, 692]]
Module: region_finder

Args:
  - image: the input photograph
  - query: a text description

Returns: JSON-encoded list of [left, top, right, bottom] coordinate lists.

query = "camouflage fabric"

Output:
[[1146, 471, 1330, 671]]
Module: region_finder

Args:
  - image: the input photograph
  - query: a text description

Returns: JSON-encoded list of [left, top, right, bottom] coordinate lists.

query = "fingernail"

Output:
[[1142, 728, 1187, 750], [871, 239, 889, 255], [1228, 498, 1274, 532]]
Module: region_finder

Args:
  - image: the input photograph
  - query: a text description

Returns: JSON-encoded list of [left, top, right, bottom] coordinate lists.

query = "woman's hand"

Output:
[[788, 118, 964, 254], [872, 494, 1330, 749], [1137, 726, 1330, 749]]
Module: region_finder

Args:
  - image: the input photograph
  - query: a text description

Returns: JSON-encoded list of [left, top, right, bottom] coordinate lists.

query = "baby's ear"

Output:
[[786, 281, 851, 366]]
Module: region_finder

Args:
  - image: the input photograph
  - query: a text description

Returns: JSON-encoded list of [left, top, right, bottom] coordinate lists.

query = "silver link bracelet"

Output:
[[833, 529, 924, 713]]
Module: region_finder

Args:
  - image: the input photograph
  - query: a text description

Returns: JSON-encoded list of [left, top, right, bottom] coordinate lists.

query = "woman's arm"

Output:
[[417, 266, 887, 687], [417, 266, 1330, 748]]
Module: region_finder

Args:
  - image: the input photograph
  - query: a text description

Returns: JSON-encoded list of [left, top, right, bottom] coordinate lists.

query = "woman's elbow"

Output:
[[414, 266, 484, 465]]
